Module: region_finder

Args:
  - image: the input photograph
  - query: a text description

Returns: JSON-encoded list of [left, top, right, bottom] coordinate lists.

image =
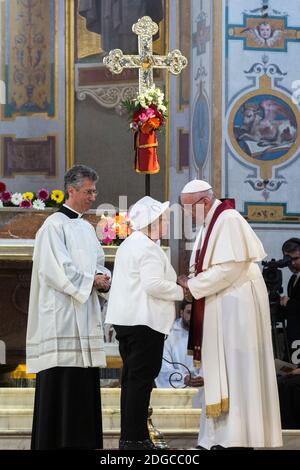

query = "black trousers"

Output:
[[114, 325, 165, 441], [31, 366, 103, 450], [278, 374, 300, 429]]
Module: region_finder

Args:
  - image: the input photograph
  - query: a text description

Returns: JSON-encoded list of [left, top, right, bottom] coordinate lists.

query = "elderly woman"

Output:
[[105, 196, 184, 450]]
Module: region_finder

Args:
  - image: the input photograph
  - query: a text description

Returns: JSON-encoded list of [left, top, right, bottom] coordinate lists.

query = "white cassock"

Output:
[[26, 212, 109, 373], [188, 200, 282, 449], [155, 319, 201, 388]]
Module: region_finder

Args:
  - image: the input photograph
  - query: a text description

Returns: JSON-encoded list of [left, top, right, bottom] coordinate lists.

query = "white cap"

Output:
[[181, 179, 212, 194], [129, 196, 170, 231]]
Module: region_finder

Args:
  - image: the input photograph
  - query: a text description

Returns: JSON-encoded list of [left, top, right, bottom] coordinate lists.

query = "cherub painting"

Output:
[[242, 21, 283, 47]]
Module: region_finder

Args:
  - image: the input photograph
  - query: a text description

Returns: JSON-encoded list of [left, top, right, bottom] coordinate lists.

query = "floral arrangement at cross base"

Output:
[[96, 212, 132, 246], [122, 85, 167, 174], [0, 182, 65, 210]]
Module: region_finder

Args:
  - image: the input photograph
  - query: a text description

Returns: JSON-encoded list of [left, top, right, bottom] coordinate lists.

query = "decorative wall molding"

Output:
[[76, 84, 138, 114]]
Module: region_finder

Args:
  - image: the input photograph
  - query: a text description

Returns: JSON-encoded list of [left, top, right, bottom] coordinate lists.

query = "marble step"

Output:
[[0, 388, 198, 409], [0, 407, 201, 432]]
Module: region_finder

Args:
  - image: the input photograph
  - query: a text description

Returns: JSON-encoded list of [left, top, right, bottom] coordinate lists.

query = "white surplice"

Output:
[[26, 212, 109, 373], [155, 318, 201, 388], [188, 200, 282, 448]]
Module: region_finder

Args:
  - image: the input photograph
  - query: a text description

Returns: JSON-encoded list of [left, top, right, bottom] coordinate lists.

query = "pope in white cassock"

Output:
[[178, 180, 282, 450], [26, 165, 111, 450]]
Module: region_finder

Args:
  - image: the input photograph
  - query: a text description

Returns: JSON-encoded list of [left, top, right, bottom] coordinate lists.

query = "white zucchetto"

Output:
[[181, 179, 212, 194]]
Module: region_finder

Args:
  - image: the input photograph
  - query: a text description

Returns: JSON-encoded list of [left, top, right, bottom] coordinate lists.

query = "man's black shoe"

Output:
[[123, 439, 156, 450]]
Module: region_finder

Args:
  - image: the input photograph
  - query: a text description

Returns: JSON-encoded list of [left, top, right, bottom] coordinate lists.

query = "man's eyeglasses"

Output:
[[191, 197, 206, 207], [181, 197, 206, 208], [81, 189, 98, 196]]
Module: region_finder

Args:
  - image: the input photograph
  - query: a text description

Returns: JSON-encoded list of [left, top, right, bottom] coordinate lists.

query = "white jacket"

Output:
[[105, 231, 183, 334]]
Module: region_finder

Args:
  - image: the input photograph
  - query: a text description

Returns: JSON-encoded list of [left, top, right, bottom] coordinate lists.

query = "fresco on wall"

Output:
[[228, 15, 300, 52], [233, 94, 297, 161], [224, 0, 300, 221], [3, 0, 56, 118]]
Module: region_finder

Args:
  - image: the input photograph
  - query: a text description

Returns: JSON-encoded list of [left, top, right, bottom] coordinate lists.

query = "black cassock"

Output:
[[278, 373, 300, 429], [31, 205, 103, 450]]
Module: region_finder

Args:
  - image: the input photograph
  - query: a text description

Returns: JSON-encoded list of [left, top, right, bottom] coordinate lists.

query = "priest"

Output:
[[178, 180, 282, 449], [26, 164, 111, 450]]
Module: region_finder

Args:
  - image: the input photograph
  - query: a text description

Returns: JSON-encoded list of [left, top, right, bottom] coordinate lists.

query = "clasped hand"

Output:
[[94, 273, 110, 291], [177, 275, 193, 301]]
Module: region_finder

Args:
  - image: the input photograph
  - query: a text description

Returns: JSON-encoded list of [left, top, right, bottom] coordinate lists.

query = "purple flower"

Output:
[[20, 199, 32, 208], [1, 191, 12, 203], [37, 188, 49, 201]]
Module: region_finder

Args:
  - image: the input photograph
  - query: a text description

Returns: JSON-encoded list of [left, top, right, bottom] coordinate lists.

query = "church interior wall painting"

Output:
[[224, 0, 300, 227], [3, 0, 56, 119], [0, 0, 66, 193]]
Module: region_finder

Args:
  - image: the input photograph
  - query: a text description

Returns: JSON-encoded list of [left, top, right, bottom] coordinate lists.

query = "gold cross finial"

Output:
[[103, 16, 188, 94]]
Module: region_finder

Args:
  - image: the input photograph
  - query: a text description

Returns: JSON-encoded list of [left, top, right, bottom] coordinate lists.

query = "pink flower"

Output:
[[96, 218, 116, 244], [20, 199, 32, 208], [37, 188, 49, 201], [1, 191, 12, 203], [138, 107, 155, 123]]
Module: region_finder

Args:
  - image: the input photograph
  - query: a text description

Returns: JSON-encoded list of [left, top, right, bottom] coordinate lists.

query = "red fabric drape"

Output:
[[134, 130, 160, 174]]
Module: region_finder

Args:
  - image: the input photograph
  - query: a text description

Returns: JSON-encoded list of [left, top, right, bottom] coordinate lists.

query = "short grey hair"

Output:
[[205, 189, 214, 199], [196, 188, 214, 200], [64, 164, 98, 199]]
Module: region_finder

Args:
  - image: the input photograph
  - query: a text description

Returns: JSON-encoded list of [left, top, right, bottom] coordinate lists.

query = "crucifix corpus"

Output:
[[103, 16, 188, 196]]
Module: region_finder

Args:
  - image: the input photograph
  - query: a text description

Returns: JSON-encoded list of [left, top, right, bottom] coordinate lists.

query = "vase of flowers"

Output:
[[96, 212, 132, 246], [122, 85, 167, 174]]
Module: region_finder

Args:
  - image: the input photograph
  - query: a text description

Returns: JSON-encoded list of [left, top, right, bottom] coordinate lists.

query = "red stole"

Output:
[[188, 199, 235, 364]]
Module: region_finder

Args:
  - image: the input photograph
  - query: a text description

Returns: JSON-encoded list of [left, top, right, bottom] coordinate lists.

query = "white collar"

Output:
[[203, 199, 222, 228]]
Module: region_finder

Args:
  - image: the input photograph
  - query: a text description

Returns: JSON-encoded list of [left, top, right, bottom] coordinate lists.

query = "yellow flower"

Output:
[[22, 192, 34, 200], [51, 190, 64, 204]]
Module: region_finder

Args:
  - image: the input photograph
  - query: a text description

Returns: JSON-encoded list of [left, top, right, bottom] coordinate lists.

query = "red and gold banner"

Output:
[[134, 130, 160, 174]]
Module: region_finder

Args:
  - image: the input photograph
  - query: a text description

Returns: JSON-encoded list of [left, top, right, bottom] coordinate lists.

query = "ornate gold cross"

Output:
[[103, 16, 188, 94]]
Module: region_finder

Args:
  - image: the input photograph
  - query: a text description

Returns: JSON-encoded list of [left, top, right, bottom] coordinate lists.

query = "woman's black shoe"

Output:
[[119, 439, 125, 450]]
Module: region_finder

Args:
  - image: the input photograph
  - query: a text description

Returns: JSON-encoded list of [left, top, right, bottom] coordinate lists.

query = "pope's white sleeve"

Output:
[[187, 261, 248, 300], [140, 249, 184, 301], [37, 223, 94, 304]]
